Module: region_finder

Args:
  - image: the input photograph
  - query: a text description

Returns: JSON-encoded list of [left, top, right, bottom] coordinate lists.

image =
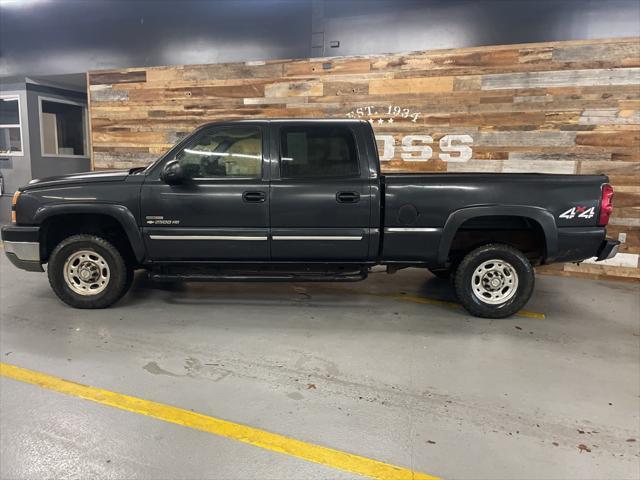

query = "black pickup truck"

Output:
[[2, 119, 619, 317]]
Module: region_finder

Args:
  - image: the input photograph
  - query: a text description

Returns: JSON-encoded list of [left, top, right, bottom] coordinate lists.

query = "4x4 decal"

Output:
[[559, 206, 595, 220]]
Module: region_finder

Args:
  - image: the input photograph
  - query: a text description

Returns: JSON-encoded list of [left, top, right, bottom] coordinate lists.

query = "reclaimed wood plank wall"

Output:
[[88, 37, 640, 281]]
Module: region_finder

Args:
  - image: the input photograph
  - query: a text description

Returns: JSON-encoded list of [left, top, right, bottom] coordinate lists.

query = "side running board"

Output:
[[149, 268, 368, 283]]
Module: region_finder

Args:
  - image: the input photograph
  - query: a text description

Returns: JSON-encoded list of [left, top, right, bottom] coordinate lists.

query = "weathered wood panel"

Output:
[[88, 37, 640, 281], [89, 70, 147, 85], [481, 67, 640, 90]]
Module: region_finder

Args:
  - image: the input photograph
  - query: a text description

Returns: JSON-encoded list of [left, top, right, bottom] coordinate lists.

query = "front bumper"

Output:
[[596, 239, 620, 261], [1, 225, 43, 272]]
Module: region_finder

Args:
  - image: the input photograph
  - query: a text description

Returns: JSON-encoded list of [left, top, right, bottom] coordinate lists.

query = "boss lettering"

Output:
[[439, 134, 473, 163], [401, 135, 433, 162], [375, 134, 474, 162]]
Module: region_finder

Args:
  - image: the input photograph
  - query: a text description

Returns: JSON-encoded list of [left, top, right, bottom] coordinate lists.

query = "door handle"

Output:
[[336, 191, 360, 203], [242, 191, 266, 203]]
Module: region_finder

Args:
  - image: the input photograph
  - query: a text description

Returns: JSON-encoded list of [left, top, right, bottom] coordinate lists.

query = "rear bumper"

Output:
[[596, 239, 620, 261], [1, 225, 43, 272], [554, 227, 621, 264]]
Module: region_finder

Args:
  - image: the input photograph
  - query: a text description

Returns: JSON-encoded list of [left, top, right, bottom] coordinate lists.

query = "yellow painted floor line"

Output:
[[0, 362, 439, 480], [383, 293, 545, 320]]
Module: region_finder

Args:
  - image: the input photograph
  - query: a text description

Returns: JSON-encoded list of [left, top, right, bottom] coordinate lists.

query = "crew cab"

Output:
[[1, 119, 619, 317]]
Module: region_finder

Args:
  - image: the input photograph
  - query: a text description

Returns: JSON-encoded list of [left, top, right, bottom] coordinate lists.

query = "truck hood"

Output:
[[22, 170, 131, 190]]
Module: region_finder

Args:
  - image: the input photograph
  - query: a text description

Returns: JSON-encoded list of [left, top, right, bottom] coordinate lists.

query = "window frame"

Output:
[[38, 95, 90, 159], [0, 95, 24, 156], [174, 125, 265, 181], [278, 124, 361, 180]]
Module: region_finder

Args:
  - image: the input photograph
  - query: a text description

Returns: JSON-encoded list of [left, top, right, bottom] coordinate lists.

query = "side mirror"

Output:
[[160, 160, 185, 185]]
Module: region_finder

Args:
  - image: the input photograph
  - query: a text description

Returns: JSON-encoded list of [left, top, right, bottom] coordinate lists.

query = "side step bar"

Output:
[[149, 270, 368, 283]]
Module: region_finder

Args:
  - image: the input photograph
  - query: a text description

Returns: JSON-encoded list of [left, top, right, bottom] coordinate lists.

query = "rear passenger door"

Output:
[[269, 122, 372, 261]]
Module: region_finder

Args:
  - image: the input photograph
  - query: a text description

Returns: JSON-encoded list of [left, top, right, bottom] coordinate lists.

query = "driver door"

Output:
[[140, 124, 270, 261]]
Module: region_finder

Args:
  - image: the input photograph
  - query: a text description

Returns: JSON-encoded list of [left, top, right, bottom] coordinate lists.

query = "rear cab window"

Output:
[[279, 126, 360, 179]]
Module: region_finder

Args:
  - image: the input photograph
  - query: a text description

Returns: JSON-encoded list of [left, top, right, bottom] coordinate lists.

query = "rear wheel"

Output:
[[48, 234, 132, 309], [454, 243, 534, 318]]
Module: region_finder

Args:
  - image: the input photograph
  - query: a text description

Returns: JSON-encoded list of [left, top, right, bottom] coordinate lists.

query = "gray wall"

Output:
[[0, 82, 90, 223], [1, 0, 639, 77], [317, 0, 640, 57], [0, 0, 312, 77], [0, 85, 31, 224]]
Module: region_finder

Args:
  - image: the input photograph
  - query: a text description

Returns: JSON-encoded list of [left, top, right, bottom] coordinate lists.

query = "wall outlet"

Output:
[[618, 232, 627, 243]]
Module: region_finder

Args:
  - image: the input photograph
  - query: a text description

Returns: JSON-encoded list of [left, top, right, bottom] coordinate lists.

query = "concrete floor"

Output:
[[1, 252, 639, 480]]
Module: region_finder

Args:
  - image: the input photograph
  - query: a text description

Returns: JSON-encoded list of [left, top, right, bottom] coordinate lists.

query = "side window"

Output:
[[280, 126, 359, 179], [0, 97, 23, 155], [176, 126, 262, 179]]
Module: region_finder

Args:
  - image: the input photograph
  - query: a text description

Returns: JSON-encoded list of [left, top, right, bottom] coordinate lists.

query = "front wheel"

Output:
[[454, 244, 534, 318], [48, 234, 132, 309]]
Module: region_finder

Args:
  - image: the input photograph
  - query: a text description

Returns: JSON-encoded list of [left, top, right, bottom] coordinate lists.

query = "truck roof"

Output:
[[197, 118, 369, 128]]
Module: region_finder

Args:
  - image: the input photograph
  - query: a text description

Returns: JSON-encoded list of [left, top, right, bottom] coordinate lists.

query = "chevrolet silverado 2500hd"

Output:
[[1, 119, 619, 317]]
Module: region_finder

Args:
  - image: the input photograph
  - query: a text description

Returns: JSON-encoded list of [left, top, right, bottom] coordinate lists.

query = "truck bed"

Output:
[[381, 173, 609, 265]]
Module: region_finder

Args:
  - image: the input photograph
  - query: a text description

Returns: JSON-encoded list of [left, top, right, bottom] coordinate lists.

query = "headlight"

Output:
[[11, 190, 20, 224]]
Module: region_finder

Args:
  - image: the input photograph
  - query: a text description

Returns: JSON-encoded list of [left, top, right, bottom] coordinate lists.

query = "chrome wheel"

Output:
[[63, 250, 110, 296], [471, 259, 519, 305]]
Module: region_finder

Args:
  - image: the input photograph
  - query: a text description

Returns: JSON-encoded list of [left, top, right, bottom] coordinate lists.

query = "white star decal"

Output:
[[387, 118, 394, 124], [377, 118, 384, 124], [368, 118, 374, 124]]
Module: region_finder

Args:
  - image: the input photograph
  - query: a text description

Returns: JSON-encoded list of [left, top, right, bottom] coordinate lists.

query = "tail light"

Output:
[[598, 183, 614, 226]]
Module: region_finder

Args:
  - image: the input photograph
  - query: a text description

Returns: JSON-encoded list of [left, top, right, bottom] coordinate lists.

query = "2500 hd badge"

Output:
[[145, 216, 180, 225]]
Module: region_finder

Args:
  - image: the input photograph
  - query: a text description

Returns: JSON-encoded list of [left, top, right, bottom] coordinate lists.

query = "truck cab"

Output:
[[141, 119, 380, 263]]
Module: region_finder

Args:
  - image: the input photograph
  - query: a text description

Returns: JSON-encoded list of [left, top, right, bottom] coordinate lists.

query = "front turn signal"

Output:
[[11, 190, 20, 223]]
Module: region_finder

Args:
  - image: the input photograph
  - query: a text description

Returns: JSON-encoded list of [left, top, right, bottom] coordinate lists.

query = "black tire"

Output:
[[428, 268, 451, 280], [454, 243, 534, 318], [47, 234, 132, 309]]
